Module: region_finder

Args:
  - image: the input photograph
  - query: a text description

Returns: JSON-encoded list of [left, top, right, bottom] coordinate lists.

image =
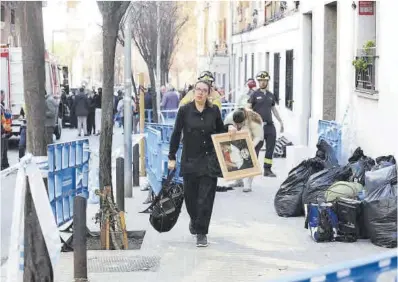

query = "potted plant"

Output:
[[352, 40, 376, 72]]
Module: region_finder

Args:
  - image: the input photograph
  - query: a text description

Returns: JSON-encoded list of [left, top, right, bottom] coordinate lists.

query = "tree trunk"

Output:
[[18, 2, 47, 156], [160, 71, 166, 86], [99, 18, 118, 192], [148, 68, 158, 123], [131, 72, 137, 96]]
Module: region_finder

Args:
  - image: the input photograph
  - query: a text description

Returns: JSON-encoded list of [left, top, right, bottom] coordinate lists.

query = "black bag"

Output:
[[334, 197, 362, 242], [363, 165, 397, 248], [302, 165, 352, 205], [348, 147, 375, 185], [274, 157, 325, 217], [141, 171, 184, 233], [315, 139, 339, 168]]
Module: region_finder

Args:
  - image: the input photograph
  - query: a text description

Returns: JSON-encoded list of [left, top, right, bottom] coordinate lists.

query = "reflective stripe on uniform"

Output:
[[264, 158, 273, 165]]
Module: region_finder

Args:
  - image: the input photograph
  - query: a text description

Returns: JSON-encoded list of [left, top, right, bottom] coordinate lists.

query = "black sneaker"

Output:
[[189, 220, 197, 235], [196, 234, 208, 247], [263, 168, 277, 177]]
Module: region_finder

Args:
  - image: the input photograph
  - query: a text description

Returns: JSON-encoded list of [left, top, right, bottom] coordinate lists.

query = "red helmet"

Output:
[[247, 79, 256, 89]]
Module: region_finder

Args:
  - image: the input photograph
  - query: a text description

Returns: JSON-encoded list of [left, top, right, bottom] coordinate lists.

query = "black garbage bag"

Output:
[[302, 165, 352, 205], [363, 165, 397, 248], [365, 164, 398, 194], [141, 171, 184, 233], [315, 139, 339, 168], [372, 155, 396, 170], [274, 157, 325, 217], [348, 148, 375, 185]]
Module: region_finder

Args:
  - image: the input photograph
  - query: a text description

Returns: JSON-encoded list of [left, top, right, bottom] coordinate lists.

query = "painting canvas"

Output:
[[212, 131, 261, 181]]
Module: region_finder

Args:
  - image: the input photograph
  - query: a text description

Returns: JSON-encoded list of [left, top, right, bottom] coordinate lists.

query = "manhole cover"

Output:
[[88, 256, 160, 272]]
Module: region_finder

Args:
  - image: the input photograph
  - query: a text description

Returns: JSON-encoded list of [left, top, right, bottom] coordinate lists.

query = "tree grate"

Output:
[[88, 255, 160, 273]]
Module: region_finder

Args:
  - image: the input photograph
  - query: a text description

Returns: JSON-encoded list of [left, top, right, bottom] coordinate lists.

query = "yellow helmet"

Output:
[[256, 71, 270, 81]]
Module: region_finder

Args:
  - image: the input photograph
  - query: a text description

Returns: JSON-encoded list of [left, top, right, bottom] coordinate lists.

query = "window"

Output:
[[244, 54, 248, 82], [273, 53, 280, 104], [355, 1, 377, 93], [265, 52, 270, 72], [285, 50, 294, 110], [251, 53, 255, 78], [11, 9, 15, 25], [1, 5, 5, 22]]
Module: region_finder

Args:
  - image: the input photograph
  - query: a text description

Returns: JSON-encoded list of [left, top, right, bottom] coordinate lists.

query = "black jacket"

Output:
[[168, 102, 227, 176], [73, 92, 89, 117]]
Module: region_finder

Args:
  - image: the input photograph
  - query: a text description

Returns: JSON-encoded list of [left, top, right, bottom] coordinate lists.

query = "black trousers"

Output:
[[183, 175, 217, 235], [87, 112, 96, 134], [262, 124, 277, 169], [1, 136, 9, 170]]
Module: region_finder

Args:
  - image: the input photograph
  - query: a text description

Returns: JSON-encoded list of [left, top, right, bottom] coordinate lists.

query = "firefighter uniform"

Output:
[[249, 71, 278, 176], [179, 88, 222, 109]]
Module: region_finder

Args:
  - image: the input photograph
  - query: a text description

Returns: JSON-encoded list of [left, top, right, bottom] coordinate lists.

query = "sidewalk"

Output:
[[0, 156, 386, 282], [52, 156, 385, 282]]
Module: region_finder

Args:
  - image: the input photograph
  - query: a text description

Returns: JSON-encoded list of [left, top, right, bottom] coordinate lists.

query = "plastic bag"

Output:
[[347, 147, 375, 185], [365, 164, 397, 195], [315, 139, 339, 168], [302, 165, 352, 205], [372, 155, 396, 171], [363, 168, 397, 248], [274, 157, 325, 217]]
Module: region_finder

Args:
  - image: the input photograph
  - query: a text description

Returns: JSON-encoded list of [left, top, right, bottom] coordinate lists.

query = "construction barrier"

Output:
[[269, 250, 397, 282], [47, 139, 90, 226]]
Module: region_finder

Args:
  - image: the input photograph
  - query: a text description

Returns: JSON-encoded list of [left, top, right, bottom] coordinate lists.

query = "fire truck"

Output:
[[0, 45, 69, 139]]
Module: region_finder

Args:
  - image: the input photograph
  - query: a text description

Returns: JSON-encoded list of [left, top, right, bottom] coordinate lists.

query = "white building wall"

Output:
[[232, 13, 306, 145], [306, 1, 398, 160]]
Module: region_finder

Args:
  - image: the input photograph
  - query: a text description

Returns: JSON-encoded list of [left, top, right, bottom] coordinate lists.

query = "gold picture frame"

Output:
[[211, 131, 262, 181]]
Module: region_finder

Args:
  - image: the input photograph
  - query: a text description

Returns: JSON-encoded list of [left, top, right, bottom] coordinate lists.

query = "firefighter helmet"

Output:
[[198, 71, 215, 83], [256, 71, 271, 81]]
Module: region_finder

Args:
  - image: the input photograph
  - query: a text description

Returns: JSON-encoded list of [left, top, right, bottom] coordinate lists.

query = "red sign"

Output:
[[359, 1, 374, 15]]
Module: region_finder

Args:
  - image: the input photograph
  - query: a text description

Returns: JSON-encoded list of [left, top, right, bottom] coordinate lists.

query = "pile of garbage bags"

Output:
[[274, 140, 397, 248]]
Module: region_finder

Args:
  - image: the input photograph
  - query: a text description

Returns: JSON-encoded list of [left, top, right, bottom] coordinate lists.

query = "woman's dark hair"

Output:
[[194, 80, 213, 107], [233, 108, 246, 124]]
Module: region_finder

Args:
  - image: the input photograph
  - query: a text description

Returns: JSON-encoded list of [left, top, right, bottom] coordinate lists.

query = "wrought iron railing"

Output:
[[354, 47, 377, 93]]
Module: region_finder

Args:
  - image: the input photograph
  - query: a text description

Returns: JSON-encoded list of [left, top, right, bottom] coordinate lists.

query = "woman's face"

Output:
[[194, 82, 210, 104]]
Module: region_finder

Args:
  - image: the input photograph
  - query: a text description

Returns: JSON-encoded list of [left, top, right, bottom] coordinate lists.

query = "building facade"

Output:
[[196, 1, 233, 97], [231, 1, 304, 145], [0, 3, 21, 47], [199, 0, 397, 159], [301, 0, 398, 159]]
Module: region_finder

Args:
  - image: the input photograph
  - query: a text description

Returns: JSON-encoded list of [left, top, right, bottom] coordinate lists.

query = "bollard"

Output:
[[133, 143, 139, 186], [24, 176, 53, 282], [73, 196, 87, 281], [116, 157, 125, 212]]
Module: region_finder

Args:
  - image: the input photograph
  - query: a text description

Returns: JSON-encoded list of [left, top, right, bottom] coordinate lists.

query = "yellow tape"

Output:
[[264, 158, 273, 165]]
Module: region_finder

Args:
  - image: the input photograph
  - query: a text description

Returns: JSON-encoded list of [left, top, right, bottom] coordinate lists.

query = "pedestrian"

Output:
[[1, 90, 11, 170], [144, 87, 153, 123], [116, 96, 124, 128], [68, 92, 77, 128], [168, 79, 227, 247], [248, 71, 284, 177], [179, 71, 222, 109], [224, 108, 264, 192], [161, 84, 179, 120], [45, 91, 59, 145], [73, 87, 89, 137], [87, 91, 96, 135], [94, 87, 102, 135], [237, 78, 256, 108]]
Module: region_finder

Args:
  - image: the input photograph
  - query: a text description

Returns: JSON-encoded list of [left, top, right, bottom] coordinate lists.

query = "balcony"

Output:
[[213, 42, 228, 57], [232, 1, 300, 35], [353, 47, 378, 94]]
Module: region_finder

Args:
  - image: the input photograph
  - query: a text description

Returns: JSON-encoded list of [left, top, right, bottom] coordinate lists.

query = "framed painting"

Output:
[[211, 131, 262, 181]]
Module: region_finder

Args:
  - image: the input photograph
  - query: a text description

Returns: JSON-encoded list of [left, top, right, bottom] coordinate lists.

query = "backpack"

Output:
[[305, 203, 338, 242], [140, 171, 184, 233], [324, 181, 363, 202]]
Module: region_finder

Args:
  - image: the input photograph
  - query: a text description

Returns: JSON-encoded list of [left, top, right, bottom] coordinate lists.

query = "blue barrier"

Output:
[[269, 250, 397, 282], [318, 120, 342, 164], [47, 139, 90, 227]]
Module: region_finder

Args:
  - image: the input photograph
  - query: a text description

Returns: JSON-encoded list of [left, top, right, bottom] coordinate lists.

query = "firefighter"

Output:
[[248, 71, 284, 177], [179, 71, 222, 109], [1, 90, 11, 170]]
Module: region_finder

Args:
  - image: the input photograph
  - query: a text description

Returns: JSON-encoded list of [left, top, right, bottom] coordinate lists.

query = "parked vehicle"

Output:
[[0, 45, 68, 139]]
